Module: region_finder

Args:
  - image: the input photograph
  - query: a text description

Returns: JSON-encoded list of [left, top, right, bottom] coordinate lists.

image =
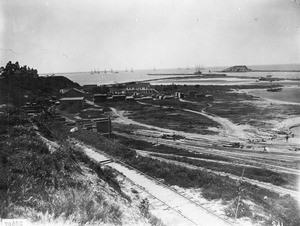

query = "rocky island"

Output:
[[221, 65, 253, 72]]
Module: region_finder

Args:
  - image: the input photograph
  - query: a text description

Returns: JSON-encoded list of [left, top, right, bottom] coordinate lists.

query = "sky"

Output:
[[0, 0, 300, 73]]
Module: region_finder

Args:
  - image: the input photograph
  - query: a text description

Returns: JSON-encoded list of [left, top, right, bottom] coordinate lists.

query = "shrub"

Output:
[[225, 198, 252, 219]]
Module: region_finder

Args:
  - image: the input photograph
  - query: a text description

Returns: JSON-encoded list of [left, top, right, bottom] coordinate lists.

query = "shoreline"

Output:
[[243, 86, 300, 106]]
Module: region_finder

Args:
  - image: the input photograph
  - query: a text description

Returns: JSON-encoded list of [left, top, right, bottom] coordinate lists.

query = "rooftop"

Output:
[[60, 97, 84, 101]]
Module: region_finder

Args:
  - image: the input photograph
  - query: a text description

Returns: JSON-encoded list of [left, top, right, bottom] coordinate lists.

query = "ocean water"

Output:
[[250, 87, 300, 104], [54, 68, 194, 86], [52, 64, 300, 86], [150, 77, 258, 86], [49, 64, 300, 104]]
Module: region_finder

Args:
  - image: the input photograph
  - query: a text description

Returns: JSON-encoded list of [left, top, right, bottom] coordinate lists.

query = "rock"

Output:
[[222, 65, 252, 72]]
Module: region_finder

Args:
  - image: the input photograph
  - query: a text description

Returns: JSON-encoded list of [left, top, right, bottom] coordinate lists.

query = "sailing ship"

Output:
[[91, 69, 99, 74], [194, 65, 205, 75]]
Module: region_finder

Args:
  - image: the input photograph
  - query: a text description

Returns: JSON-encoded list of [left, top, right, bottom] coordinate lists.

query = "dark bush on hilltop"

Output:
[[1, 61, 38, 80], [0, 61, 81, 106]]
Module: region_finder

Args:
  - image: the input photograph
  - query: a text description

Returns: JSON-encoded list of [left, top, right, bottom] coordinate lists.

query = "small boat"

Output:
[[131, 68, 134, 72], [267, 87, 282, 92]]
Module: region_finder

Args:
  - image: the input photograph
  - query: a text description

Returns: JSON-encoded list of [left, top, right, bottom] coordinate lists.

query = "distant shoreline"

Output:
[[216, 70, 300, 73]]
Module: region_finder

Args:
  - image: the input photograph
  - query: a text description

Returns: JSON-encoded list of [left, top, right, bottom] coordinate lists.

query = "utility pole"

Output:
[[235, 168, 245, 221]]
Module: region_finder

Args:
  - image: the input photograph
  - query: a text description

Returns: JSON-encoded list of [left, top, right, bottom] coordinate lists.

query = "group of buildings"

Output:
[[59, 82, 213, 111], [59, 82, 157, 110]]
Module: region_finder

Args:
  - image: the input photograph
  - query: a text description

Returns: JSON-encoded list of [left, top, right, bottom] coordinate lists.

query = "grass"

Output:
[[0, 111, 139, 225], [152, 155, 298, 189], [49, 120, 300, 226], [116, 135, 230, 162], [109, 101, 219, 135]]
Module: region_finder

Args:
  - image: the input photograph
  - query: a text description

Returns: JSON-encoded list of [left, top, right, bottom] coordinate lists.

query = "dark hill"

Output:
[[221, 65, 252, 72], [0, 76, 81, 106]]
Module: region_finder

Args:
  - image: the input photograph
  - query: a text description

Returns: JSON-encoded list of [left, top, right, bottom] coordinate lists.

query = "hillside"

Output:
[[0, 76, 81, 106], [221, 65, 252, 72], [0, 110, 163, 226], [0, 61, 81, 107]]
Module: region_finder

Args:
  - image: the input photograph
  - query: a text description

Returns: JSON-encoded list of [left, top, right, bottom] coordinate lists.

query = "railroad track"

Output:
[[115, 131, 300, 174], [74, 140, 234, 226], [146, 154, 299, 198]]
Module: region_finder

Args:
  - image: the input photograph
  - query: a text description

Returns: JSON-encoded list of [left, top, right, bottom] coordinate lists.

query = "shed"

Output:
[[94, 94, 107, 103], [83, 84, 97, 92], [61, 88, 85, 98], [59, 97, 84, 110], [111, 95, 126, 102]]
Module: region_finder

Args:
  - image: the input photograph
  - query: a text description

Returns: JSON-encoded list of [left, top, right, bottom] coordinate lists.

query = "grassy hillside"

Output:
[[0, 110, 162, 225]]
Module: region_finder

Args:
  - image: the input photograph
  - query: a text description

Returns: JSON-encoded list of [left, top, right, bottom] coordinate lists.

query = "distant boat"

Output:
[[186, 66, 190, 70], [104, 69, 107, 73], [111, 69, 113, 73], [153, 67, 157, 71], [125, 68, 128, 72], [131, 68, 134, 72], [267, 87, 282, 92]]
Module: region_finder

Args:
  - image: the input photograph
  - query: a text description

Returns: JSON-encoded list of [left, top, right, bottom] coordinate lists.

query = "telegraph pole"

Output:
[[235, 168, 245, 221]]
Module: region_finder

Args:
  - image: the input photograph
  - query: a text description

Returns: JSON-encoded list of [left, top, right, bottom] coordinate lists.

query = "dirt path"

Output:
[[178, 99, 253, 140], [110, 107, 235, 144], [75, 141, 233, 226]]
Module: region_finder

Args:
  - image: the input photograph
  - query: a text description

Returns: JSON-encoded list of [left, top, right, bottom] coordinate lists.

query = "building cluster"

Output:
[[57, 82, 214, 110], [58, 82, 157, 108]]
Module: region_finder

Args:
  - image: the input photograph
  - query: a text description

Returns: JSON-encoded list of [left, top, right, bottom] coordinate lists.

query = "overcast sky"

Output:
[[0, 0, 300, 73]]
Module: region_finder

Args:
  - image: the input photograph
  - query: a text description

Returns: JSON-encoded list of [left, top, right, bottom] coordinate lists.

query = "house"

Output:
[[83, 84, 97, 92], [111, 95, 126, 102], [175, 92, 184, 99], [163, 95, 174, 99], [94, 94, 107, 103], [126, 96, 135, 101], [60, 88, 85, 98], [59, 97, 85, 110], [109, 85, 126, 95], [96, 118, 111, 138], [126, 82, 157, 96], [187, 91, 198, 98]]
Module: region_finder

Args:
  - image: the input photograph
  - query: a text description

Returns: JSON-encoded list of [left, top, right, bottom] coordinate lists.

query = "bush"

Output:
[[225, 198, 252, 219]]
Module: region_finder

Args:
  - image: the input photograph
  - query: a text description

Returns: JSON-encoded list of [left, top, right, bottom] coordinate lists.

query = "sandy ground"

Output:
[[240, 89, 300, 145]]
